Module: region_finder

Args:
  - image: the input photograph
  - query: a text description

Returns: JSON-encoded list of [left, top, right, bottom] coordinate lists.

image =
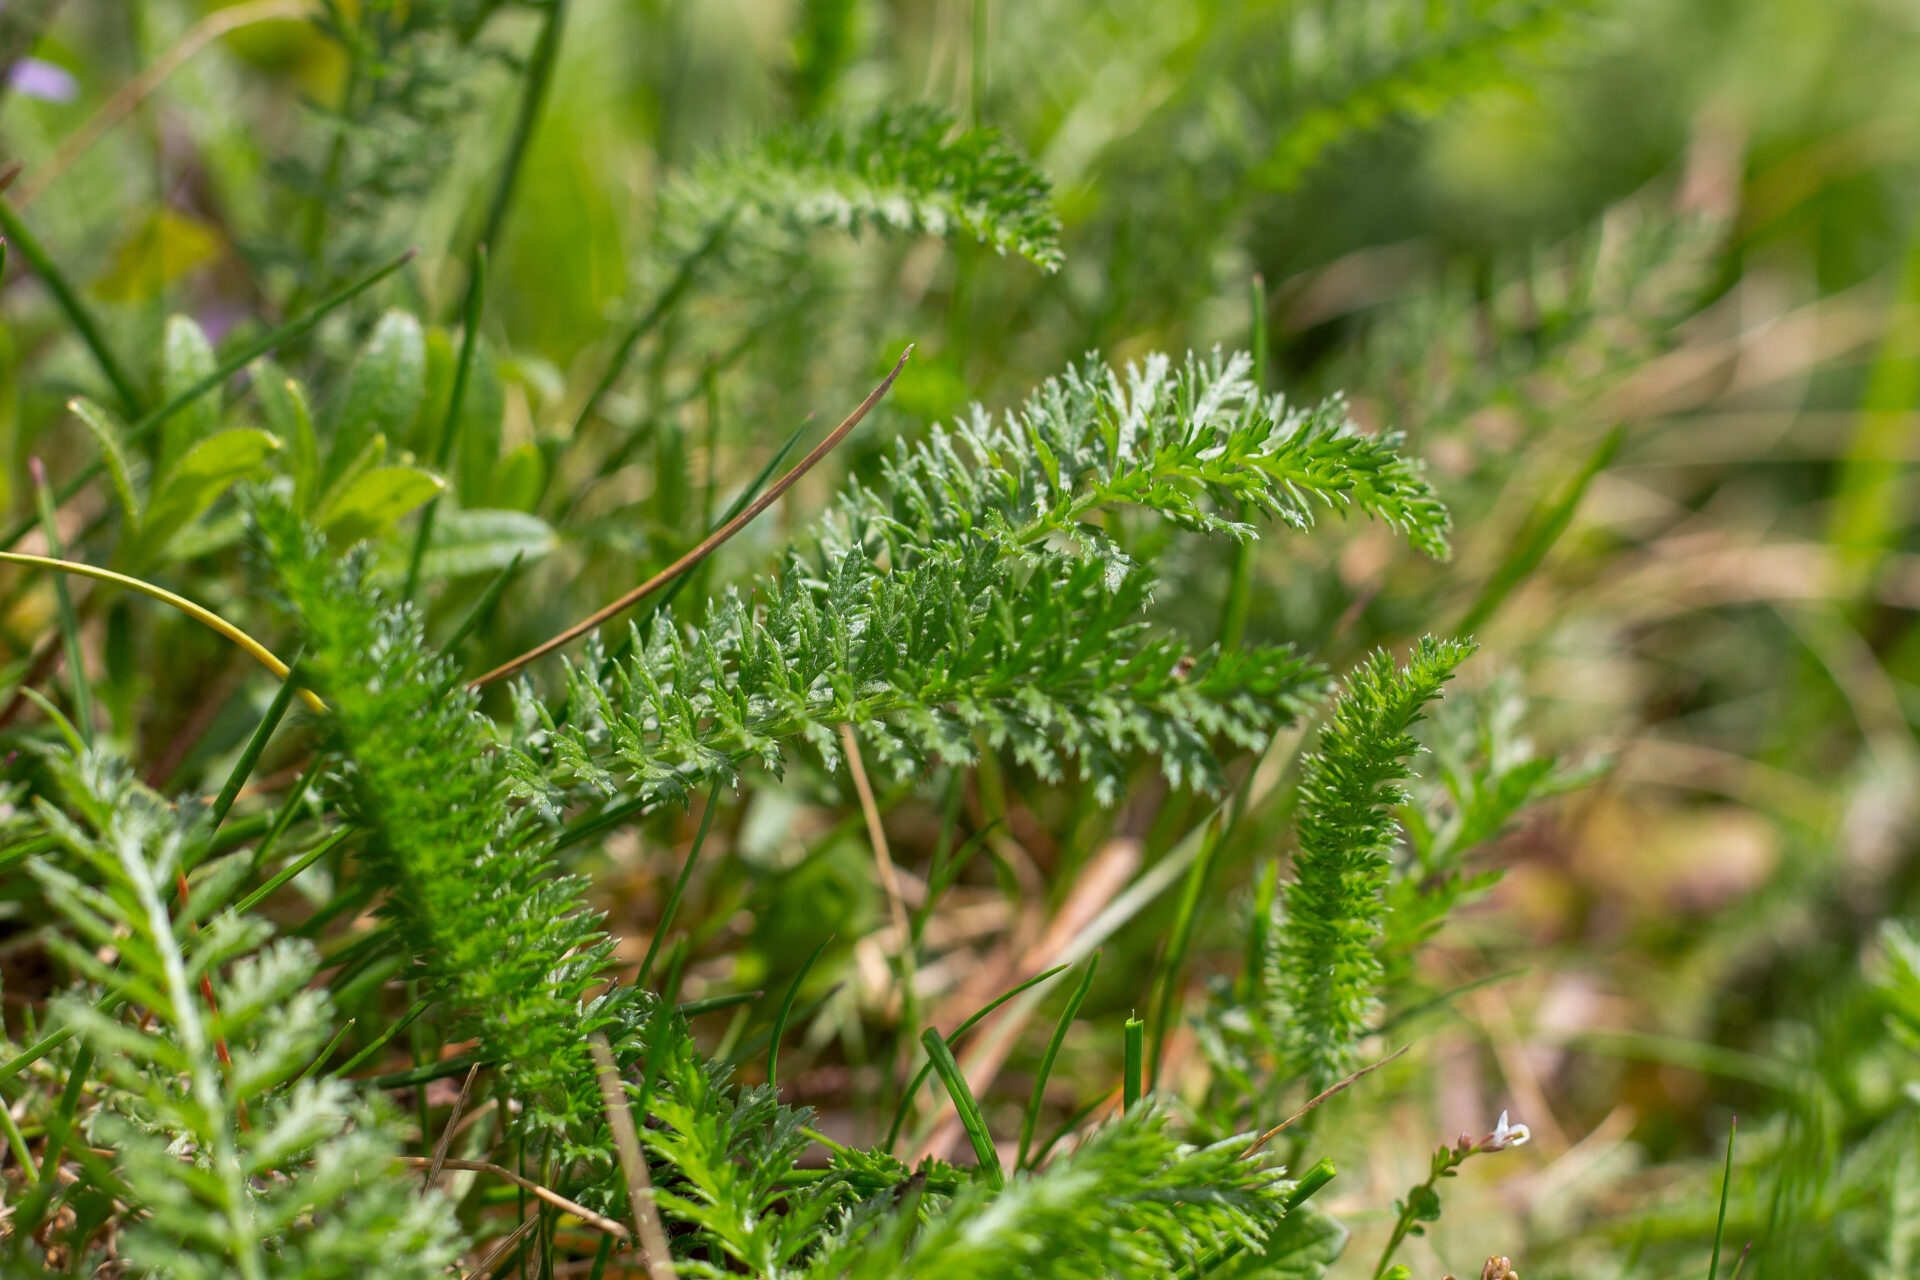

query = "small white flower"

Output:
[[1484, 1109, 1531, 1151]]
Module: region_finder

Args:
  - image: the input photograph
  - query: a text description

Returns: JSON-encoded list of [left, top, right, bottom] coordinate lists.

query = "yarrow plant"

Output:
[[0, 1, 1825, 1276]]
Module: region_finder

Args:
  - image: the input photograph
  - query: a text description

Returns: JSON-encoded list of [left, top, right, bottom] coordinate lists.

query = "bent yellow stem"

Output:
[[0, 552, 325, 713]]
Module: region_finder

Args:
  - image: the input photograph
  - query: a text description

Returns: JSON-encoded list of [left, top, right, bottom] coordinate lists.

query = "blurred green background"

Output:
[[9, 0, 1920, 1274]]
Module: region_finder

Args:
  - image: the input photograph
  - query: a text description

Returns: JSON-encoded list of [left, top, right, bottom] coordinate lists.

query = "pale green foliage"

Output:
[[823, 349, 1451, 578], [1335, 194, 1728, 444], [1256, 0, 1600, 189], [635, 1013, 844, 1275], [0, 2, 1622, 1271], [25, 751, 459, 1279], [668, 104, 1063, 270], [801, 1106, 1302, 1280], [1274, 636, 1475, 1090], [524, 543, 1323, 810], [525, 346, 1449, 814], [283, 0, 527, 287]]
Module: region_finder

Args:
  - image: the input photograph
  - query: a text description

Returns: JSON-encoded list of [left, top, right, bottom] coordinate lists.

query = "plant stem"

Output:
[[1123, 1016, 1144, 1111], [1372, 1137, 1480, 1280], [467, 0, 567, 279], [1709, 1117, 1738, 1280]]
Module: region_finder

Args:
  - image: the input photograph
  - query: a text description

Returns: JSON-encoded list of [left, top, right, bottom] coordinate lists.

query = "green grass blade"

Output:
[[1030, 1093, 1106, 1170], [1382, 971, 1528, 1043], [586, 1231, 614, 1280], [1123, 1015, 1144, 1111], [441, 551, 525, 658], [366, 1050, 484, 1089], [883, 963, 1071, 1153], [336, 996, 432, 1077], [21, 687, 84, 755], [1830, 220, 1920, 571], [1148, 816, 1221, 1088], [1374, 967, 1528, 1036], [17, 1045, 94, 1235], [657, 938, 691, 1008], [636, 779, 722, 989], [1017, 950, 1100, 1169], [0, 993, 123, 1088], [0, 1092, 32, 1182], [1235, 859, 1278, 1005], [291, 873, 378, 941], [249, 752, 329, 874], [919, 1026, 1004, 1189], [1286, 1157, 1337, 1207], [598, 412, 810, 676], [570, 211, 737, 438], [1457, 422, 1622, 634], [676, 990, 762, 1018], [727, 984, 840, 1068], [208, 650, 304, 829], [1709, 1116, 1737, 1280], [467, 2, 565, 275], [767, 933, 832, 1090], [914, 818, 1000, 938], [235, 828, 351, 915]]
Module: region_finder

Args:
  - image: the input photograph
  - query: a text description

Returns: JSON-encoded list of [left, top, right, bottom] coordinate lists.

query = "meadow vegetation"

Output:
[[1, 1, 1918, 1276]]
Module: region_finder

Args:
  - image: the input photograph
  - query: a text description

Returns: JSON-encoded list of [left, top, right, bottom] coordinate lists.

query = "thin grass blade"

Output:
[[768, 933, 832, 1090], [919, 1026, 1003, 1189], [1017, 951, 1100, 1169], [883, 963, 1070, 1153]]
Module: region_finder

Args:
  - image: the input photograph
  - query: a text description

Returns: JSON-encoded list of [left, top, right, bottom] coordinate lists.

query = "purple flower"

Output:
[[7, 57, 77, 103]]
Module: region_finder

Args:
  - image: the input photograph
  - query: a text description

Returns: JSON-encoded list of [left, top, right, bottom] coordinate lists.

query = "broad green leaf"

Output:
[[402, 507, 554, 581], [491, 442, 546, 513], [142, 428, 281, 560], [159, 315, 219, 475], [314, 431, 388, 518], [68, 398, 142, 530], [251, 360, 317, 511], [323, 309, 425, 497], [319, 466, 444, 544]]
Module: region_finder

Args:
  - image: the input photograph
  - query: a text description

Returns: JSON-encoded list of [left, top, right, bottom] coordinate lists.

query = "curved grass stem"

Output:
[[473, 346, 911, 687], [0, 551, 323, 712]]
